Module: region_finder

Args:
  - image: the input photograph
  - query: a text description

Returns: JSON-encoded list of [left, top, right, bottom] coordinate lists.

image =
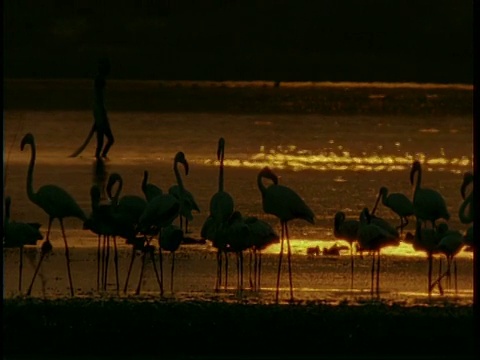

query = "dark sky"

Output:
[[4, 0, 474, 83]]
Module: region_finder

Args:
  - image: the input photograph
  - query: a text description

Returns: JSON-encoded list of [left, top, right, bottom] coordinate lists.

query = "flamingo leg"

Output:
[[150, 247, 163, 292], [113, 236, 119, 294], [135, 250, 147, 295], [59, 219, 74, 297], [101, 235, 107, 290], [376, 251, 380, 297], [124, 247, 136, 294], [350, 243, 354, 290], [454, 259, 458, 295], [276, 221, 285, 302], [249, 249, 253, 290], [240, 252, 244, 291], [225, 251, 229, 290], [370, 252, 375, 296], [159, 246, 164, 296], [285, 222, 294, 302], [170, 252, 175, 293], [19, 246, 24, 293], [258, 252, 262, 291], [27, 218, 52, 296], [104, 235, 110, 291], [427, 252, 433, 297], [97, 235, 101, 291], [215, 250, 221, 292]]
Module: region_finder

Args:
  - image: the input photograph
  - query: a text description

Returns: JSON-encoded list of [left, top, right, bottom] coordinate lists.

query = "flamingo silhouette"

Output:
[[244, 216, 279, 291], [371, 186, 414, 234], [459, 172, 473, 225], [136, 152, 187, 295], [21, 133, 87, 296], [410, 160, 450, 229], [333, 211, 360, 289], [159, 224, 184, 293], [430, 224, 465, 295], [257, 166, 315, 302], [4, 196, 44, 293], [168, 182, 200, 234], [142, 170, 163, 202], [358, 207, 399, 297], [404, 219, 443, 296], [105, 172, 147, 292], [202, 137, 235, 291], [83, 184, 115, 292]]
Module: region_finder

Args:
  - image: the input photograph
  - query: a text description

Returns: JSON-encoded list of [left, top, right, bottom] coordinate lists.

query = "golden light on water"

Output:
[[260, 239, 473, 259], [204, 148, 472, 173]]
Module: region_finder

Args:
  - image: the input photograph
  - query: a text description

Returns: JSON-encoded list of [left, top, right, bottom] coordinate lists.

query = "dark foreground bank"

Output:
[[3, 297, 476, 359]]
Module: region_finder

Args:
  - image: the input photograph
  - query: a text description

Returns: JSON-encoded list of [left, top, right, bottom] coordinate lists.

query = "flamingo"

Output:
[[358, 207, 399, 296], [136, 152, 187, 295], [4, 196, 44, 293], [21, 132, 87, 296], [244, 216, 279, 291], [257, 166, 315, 302], [168, 182, 200, 234], [459, 172, 473, 225], [224, 211, 252, 291], [159, 224, 184, 293], [333, 211, 360, 289], [106, 172, 147, 292], [430, 226, 464, 295], [142, 170, 163, 202], [404, 219, 443, 296], [371, 186, 414, 234], [410, 160, 450, 229], [83, 185, 115, 291], [203, 137, 235, 291]]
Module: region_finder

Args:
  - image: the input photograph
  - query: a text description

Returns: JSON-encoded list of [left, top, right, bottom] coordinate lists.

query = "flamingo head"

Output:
[[174, 151, 189, 175], [20, 133, 35, 151], [259, 166, 279, 185], [409, 160, 422, 185]]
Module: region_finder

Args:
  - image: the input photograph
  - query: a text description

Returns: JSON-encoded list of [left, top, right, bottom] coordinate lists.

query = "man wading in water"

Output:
[[93, 57, 114, 159], [69, 58, 115, 159]]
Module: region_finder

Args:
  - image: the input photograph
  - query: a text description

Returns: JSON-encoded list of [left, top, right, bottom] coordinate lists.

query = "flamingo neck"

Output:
[[219, 150, 224, 192], [371, 192, 382, 215], [174, 160, 186, 204], [142, 172, 148, 192], [413, 167, 422, 197], [257, 173, 268, 198], [109, 176, 122, 204], [25, 142, 37, 204], [458, 193, 473, 223]]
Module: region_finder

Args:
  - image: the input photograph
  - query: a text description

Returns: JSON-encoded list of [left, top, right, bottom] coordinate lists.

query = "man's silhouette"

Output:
[[93, 58, 114, 159], [69, 58, 115, 158]]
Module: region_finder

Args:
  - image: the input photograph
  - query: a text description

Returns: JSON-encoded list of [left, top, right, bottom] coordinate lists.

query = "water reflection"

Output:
[[204, 148, 472, 173]]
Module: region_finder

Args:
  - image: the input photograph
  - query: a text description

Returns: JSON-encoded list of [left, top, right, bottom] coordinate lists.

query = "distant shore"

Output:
[[4, 78, 473, 115]]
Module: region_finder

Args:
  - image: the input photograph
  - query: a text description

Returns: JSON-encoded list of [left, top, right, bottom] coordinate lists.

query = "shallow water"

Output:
[[3, 80, 474, 303]]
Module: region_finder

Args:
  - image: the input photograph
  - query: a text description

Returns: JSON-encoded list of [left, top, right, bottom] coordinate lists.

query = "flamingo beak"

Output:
[[183, 160, 189, 175]]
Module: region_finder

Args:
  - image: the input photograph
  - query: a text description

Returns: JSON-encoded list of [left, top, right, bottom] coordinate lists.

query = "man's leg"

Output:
[[95, 130, 105, 158], [101, 124, 115, 158]]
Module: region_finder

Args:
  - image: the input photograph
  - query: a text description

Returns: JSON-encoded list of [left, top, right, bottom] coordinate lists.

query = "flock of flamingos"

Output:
[[3, 133, 475, 302]]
